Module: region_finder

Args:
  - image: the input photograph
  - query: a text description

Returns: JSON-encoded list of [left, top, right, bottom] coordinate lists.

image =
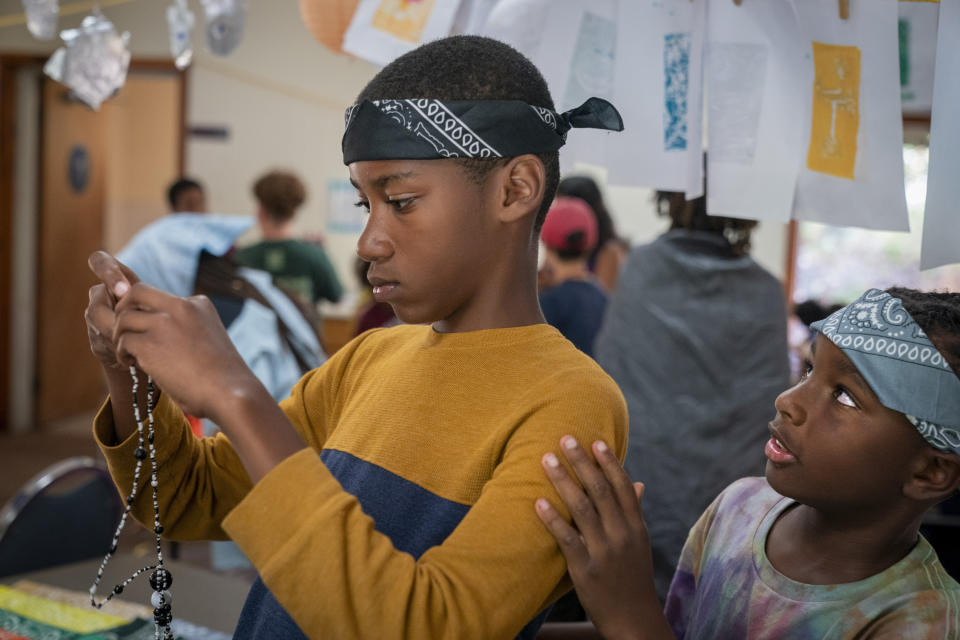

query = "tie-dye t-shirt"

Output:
[[665, 477, 960, 639]]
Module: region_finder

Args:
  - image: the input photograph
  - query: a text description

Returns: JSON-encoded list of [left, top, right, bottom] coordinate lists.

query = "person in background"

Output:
[[167, 177, 208, 214], [593, 188, 791, 599], [539, 197, 608, 358], [556, 176, 629, 291], [236, 169, 343, 307]]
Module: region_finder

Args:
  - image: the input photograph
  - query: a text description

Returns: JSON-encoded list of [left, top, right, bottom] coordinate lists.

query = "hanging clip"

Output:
[[839, 0, 850, 19], [733, 0, 743, 5]]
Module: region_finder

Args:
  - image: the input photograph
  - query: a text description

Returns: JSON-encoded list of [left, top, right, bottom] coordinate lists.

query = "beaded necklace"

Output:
[[89, 366, 175, 639]]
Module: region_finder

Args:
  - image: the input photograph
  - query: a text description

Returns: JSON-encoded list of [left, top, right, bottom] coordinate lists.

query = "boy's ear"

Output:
[[904, 449, 960, 502], [497, 154, 546, 224]]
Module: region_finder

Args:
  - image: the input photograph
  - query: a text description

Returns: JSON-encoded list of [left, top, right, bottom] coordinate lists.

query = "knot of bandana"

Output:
[[810, 288, 960, 455], [341, 97, 623, 165]]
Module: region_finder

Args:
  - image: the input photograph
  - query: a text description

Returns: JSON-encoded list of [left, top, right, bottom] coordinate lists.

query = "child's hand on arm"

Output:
[[535, 436, 676, 640]]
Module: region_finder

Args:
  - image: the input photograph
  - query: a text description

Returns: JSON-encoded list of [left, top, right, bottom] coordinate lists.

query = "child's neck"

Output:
[[766, 502, 923, 585]]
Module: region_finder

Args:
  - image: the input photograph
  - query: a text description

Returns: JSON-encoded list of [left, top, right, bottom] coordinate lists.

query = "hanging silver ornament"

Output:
[[166, 0, 195, 70], [199, 0, 248, 57], [22, 0, 59, 40], [43, 9, 131, 110]]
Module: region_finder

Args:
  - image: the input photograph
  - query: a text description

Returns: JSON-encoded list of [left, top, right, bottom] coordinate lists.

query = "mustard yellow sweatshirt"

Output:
[[95, 324, 628, 639]]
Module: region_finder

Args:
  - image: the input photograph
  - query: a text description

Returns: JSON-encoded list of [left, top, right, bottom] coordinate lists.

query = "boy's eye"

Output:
[[387, 197, 414, 212], [354, 200, 370, 211], [799, 361, 813, 381], [835, 388, 857, 408]]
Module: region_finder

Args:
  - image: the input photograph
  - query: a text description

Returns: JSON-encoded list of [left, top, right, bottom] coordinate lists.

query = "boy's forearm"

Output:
[[103, 365, 150, 444], [208, 377, 306, 483]]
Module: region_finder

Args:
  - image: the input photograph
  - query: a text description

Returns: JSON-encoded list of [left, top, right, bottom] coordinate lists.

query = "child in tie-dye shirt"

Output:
[[535, 287, 960, 640]]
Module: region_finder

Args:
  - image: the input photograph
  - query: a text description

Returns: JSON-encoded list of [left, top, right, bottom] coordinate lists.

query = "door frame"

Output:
[[0, 56, 187, 432]]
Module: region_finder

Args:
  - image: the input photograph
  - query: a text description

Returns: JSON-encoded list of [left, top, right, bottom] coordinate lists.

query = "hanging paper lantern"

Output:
[[299, 0, 360, 53], [22, 0, 59, 40]]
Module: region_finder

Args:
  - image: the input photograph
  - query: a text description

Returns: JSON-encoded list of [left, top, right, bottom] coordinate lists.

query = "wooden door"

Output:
[[35, 79, 108, 424]]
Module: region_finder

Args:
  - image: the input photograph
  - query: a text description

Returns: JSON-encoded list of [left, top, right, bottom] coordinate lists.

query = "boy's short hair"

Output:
[[253, 170, 307, 223], [356, 35, 560, 231], [167, 178, 203, 210], [887, 287, 960, 378]]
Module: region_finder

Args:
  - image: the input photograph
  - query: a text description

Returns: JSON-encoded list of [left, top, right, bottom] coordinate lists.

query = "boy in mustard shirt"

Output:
[[85, 36, 626, 639]]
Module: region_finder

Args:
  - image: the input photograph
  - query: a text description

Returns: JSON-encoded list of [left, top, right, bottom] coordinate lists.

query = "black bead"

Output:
[[109, 544, 117, 554], [126, 495, 134, 505], [148, 433, 155, 444], [154, 525, 164, 534], [134, 448, 146, 460], [113, 584, 123, 594], [154, 609, 172, 625], [149, 568, 172, 591], [155, 603, 171, 615]]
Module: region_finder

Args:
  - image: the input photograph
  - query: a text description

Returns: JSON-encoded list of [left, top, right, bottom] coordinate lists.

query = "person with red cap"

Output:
[[539, 197, 608, 358]]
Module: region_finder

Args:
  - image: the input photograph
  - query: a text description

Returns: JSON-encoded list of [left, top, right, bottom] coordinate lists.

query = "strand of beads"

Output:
[[89, 366, 174, 640]]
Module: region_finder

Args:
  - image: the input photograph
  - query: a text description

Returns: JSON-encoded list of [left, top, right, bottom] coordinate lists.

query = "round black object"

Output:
[[68, 145, 90, 194], [134, 448, 146, 460], [149, 568, 173, 591]]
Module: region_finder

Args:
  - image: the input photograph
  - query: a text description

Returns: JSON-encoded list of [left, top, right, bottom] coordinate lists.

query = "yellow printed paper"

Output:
[[12, 580, 150, 621], [807, 42, 860, 180], [372, 0, 436, 43], [0, 586, 127, 633]]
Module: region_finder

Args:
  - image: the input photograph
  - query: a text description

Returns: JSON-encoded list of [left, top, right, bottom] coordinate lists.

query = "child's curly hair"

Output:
[[888, 286, 960, 378]]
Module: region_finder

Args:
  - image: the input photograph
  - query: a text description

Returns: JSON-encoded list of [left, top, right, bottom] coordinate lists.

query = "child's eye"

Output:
[[799, 361, 813, 381], [387, 197, 414, 212], [835, 387, 857, 408], [354, 200, 370, 211]]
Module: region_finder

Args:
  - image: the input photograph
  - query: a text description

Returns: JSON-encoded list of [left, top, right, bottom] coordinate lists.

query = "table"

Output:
[[0, 554, 252, 634]]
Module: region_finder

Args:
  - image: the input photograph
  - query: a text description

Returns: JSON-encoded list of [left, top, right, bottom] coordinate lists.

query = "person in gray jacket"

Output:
[[594, 189, 790, 599]]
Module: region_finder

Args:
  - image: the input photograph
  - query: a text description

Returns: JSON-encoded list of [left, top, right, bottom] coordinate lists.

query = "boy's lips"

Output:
[[368, 276, 399, 301], [766, 424, 797, 464]]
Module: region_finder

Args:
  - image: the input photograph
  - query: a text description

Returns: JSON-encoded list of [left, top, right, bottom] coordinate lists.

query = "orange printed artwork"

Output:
[[372, 0, 436, 43], [806, 42, 861, 180]]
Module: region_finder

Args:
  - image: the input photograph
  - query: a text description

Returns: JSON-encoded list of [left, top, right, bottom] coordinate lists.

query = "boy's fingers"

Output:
[[112, 309, 162, 342], [542, 452, 604, 543], [114, 282, 178, 314], [535, 498, 590, 569], [559, 436, 626, 533], [88, 251, 136, 299], [592, 439, 644, 522]]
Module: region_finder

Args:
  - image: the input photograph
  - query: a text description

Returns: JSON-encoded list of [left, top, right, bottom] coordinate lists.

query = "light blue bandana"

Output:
[[810, 288, 960, 455]]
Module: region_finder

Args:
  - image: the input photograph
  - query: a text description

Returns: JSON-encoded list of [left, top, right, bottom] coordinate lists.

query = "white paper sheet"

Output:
[[920, 0, 960, 270], [898, 1, 938, 115], [343, 0, 463, 68], [451, 0, 500, 35], [705, 0, 804, 223], [792, 0, 909, 232], [606, 0, 705, 196]]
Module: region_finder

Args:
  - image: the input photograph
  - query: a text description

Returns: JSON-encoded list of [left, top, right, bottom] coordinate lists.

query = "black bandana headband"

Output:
[[341, 97, 624, 164]]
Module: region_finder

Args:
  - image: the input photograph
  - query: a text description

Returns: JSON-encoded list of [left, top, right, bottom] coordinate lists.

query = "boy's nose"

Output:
[[774, 383, 808, 427], [356, 213, 393, 263]]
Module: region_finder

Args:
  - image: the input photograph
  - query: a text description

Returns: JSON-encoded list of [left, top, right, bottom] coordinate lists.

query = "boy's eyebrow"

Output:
[[351, 171, 418, 191], [834, 356, 878, 400]]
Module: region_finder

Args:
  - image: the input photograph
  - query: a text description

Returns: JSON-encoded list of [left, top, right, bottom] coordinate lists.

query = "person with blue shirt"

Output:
[[539, 197, 609, 358]]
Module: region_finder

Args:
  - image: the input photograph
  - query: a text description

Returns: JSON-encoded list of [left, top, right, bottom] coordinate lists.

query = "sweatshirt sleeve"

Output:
[[221, 369, 628, 640], [92, 332, 368, 540]]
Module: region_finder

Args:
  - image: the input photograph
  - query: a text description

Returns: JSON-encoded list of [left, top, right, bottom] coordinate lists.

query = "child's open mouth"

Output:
[[765, 435, 796, 464]]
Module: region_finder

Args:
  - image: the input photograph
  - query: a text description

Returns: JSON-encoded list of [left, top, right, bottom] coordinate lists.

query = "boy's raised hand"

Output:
[[535, 437, 675, 640], [86, 251, 254, 421]]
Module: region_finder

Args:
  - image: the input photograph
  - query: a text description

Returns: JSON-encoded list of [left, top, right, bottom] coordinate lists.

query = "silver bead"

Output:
[[151, 589, 172, 607]]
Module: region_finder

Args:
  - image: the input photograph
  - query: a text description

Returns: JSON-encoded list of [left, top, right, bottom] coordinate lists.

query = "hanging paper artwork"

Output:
[[792, 0, 908, 232], [605, 0, 705, 195], [898, 0, 938, 115], [704, 0, 805, 223], [22, 0, 58, 40], [43, 10, 131, 110], [920, 0, 959, 269], [450, 0, 500, 35], [166, 0, 195, 70], [343, 0, 463, 67], [479, 0, 549, 60], [199, 0, 248, 57]]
